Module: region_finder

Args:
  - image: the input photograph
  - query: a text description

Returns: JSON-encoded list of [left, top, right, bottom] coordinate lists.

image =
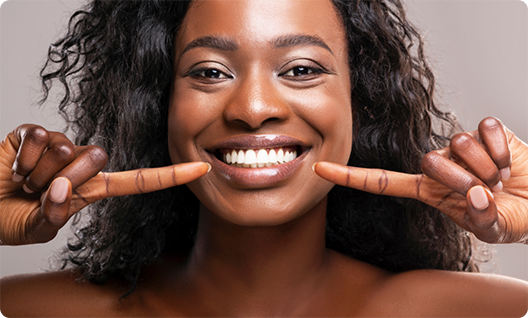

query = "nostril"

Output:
[[223, 89, 291, 130], [263, 117, 280, 124]]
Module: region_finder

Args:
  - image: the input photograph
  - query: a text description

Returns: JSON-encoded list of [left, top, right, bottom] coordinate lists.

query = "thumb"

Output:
[[31, 177, 73, 243], [313, 161, 423, 199]]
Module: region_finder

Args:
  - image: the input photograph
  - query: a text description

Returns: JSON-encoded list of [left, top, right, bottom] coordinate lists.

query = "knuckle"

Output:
[[24, 126, 49, 145], [478, 116, 502, 132], [421, 151, 441, 173], [450, 133, 474, 151], [84, 146, 109, 169], [49, 142, 76, 164]]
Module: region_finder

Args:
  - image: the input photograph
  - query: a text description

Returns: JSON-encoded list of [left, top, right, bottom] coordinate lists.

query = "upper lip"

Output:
[[205, 134, 310, 152]]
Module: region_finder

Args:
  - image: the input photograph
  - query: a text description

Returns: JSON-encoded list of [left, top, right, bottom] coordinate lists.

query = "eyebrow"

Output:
[[181, 36, 238, 56], [271, 34, 333, 55], [180, 34, 333, 56]]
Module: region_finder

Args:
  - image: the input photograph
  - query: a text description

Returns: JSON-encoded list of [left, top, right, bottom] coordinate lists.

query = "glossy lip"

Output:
[[205, 135, 311, 188], [208, 134, 308, 150]]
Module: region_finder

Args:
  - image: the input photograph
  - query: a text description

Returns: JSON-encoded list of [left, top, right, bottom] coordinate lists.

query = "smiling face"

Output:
[[168, 0, 352, 226]]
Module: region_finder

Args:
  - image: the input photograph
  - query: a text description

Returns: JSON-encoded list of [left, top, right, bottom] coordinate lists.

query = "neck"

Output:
[[184, 197, 329, 314]]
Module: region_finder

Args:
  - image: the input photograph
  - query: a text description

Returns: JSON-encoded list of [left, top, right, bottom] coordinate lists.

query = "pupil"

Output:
[[206, 69, 220, 78], [294, 67, 309, 76]]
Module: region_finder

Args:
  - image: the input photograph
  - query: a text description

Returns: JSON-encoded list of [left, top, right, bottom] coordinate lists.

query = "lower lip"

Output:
[[208, 150, 309, 188]]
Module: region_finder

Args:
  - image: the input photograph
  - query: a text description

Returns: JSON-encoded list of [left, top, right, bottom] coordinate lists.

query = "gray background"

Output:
[[1, 0, 527, 281]]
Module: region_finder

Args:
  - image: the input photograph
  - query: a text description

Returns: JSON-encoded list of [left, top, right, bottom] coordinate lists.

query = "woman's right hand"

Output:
[[313, 117, 528, 245], [0, 124, 210, 245]]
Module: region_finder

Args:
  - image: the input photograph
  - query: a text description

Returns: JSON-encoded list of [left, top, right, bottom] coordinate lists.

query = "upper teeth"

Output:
[[222, 148, 298, 168]]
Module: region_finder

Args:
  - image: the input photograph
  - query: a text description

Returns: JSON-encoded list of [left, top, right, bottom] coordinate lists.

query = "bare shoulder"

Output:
[[327, 251, 527, 316], [374, 269, 528, 317], [0, 269, 133, 317]]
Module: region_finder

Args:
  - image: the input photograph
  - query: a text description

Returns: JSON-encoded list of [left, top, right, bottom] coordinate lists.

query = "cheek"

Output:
[[289, 83, 353, 165], [320, 105, 353, 165], [168, 82, 210, 164]]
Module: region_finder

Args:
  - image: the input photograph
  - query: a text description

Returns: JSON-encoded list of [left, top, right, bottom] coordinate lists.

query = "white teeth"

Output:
[[257, 149, 268, 167], [222, 148, 298, 168], [277, 149, 284, 162], [245, 150, 257, 164], [269, 149, 277, 163], [231, 150, 237, 164], [237, 150, 245, 164]]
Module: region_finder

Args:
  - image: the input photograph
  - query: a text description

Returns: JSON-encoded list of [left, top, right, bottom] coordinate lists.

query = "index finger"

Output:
[[313, 161, 423, 199], [75, 162, 210, 204]]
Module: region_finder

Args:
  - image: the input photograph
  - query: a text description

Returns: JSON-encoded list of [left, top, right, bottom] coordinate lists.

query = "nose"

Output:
[[223, 72, 291, 130]]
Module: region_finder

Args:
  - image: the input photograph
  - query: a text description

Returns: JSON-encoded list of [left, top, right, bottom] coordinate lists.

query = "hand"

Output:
[[0, 124, 210, 245], [314, 117, 528, 244]]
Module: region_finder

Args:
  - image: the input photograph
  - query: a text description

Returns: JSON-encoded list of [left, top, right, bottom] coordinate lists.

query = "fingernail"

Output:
[[205, 163, 212, 173], [499, 167, 510, 181], [312, 163, 317, 172], [491, 181, 503, 192], [469, 186, 489, 210], [22, 184, 34, 194], [49, 178, 69, 204], [12, 173, 24, 183]]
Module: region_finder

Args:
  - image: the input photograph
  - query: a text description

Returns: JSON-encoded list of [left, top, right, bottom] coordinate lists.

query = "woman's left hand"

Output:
[[314, 117, 528, 244]]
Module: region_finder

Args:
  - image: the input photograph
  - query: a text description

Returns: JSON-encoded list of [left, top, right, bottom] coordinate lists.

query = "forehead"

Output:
[[176, 0, 345, 53]]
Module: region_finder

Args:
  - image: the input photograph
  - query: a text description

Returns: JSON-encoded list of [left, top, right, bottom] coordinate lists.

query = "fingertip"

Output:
[[312, 161, 332, 175], [12, 173, 24, 183], [499, 167, 510, 181], [491, 181, 503, 193], [22, 184, 34, 194], [468, 186, 490, 210]]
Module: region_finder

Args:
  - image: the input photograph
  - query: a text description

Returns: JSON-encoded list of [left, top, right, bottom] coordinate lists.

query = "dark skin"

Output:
[[1, 0, 528, 316]]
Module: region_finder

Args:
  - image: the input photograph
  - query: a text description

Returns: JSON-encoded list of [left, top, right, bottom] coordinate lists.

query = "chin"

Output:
[[191, 176, 334, 227]]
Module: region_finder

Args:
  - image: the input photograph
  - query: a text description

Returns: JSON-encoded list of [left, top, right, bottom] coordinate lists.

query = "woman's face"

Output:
[[169, 0, 352, 226]]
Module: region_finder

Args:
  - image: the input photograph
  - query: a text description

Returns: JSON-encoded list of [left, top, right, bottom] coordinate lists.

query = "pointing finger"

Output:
[[313, 161, 423, 199], [313, 161, 474, 228], [74, 162, 210, 207]]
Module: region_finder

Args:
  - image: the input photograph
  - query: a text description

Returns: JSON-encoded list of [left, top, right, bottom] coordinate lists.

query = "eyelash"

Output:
[[279, 65, 327, 79], [187, 68, 232, 80], [186, 64, 329, 82]]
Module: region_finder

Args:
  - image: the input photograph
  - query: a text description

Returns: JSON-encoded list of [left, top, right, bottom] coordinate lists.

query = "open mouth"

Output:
[[215, 146, 301, 168]]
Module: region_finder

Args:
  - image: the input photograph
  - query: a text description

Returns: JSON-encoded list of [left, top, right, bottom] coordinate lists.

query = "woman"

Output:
[[1, 0, 527, 316]]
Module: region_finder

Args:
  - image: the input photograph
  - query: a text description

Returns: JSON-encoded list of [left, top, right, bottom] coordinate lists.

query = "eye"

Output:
[[189, 68, 231, 79], [279, 65, 327, 80], [282, 66, 316, 77]]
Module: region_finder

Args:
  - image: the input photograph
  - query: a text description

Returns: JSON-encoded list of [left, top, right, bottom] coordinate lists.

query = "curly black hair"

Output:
[[40, 0, 476, 293]]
